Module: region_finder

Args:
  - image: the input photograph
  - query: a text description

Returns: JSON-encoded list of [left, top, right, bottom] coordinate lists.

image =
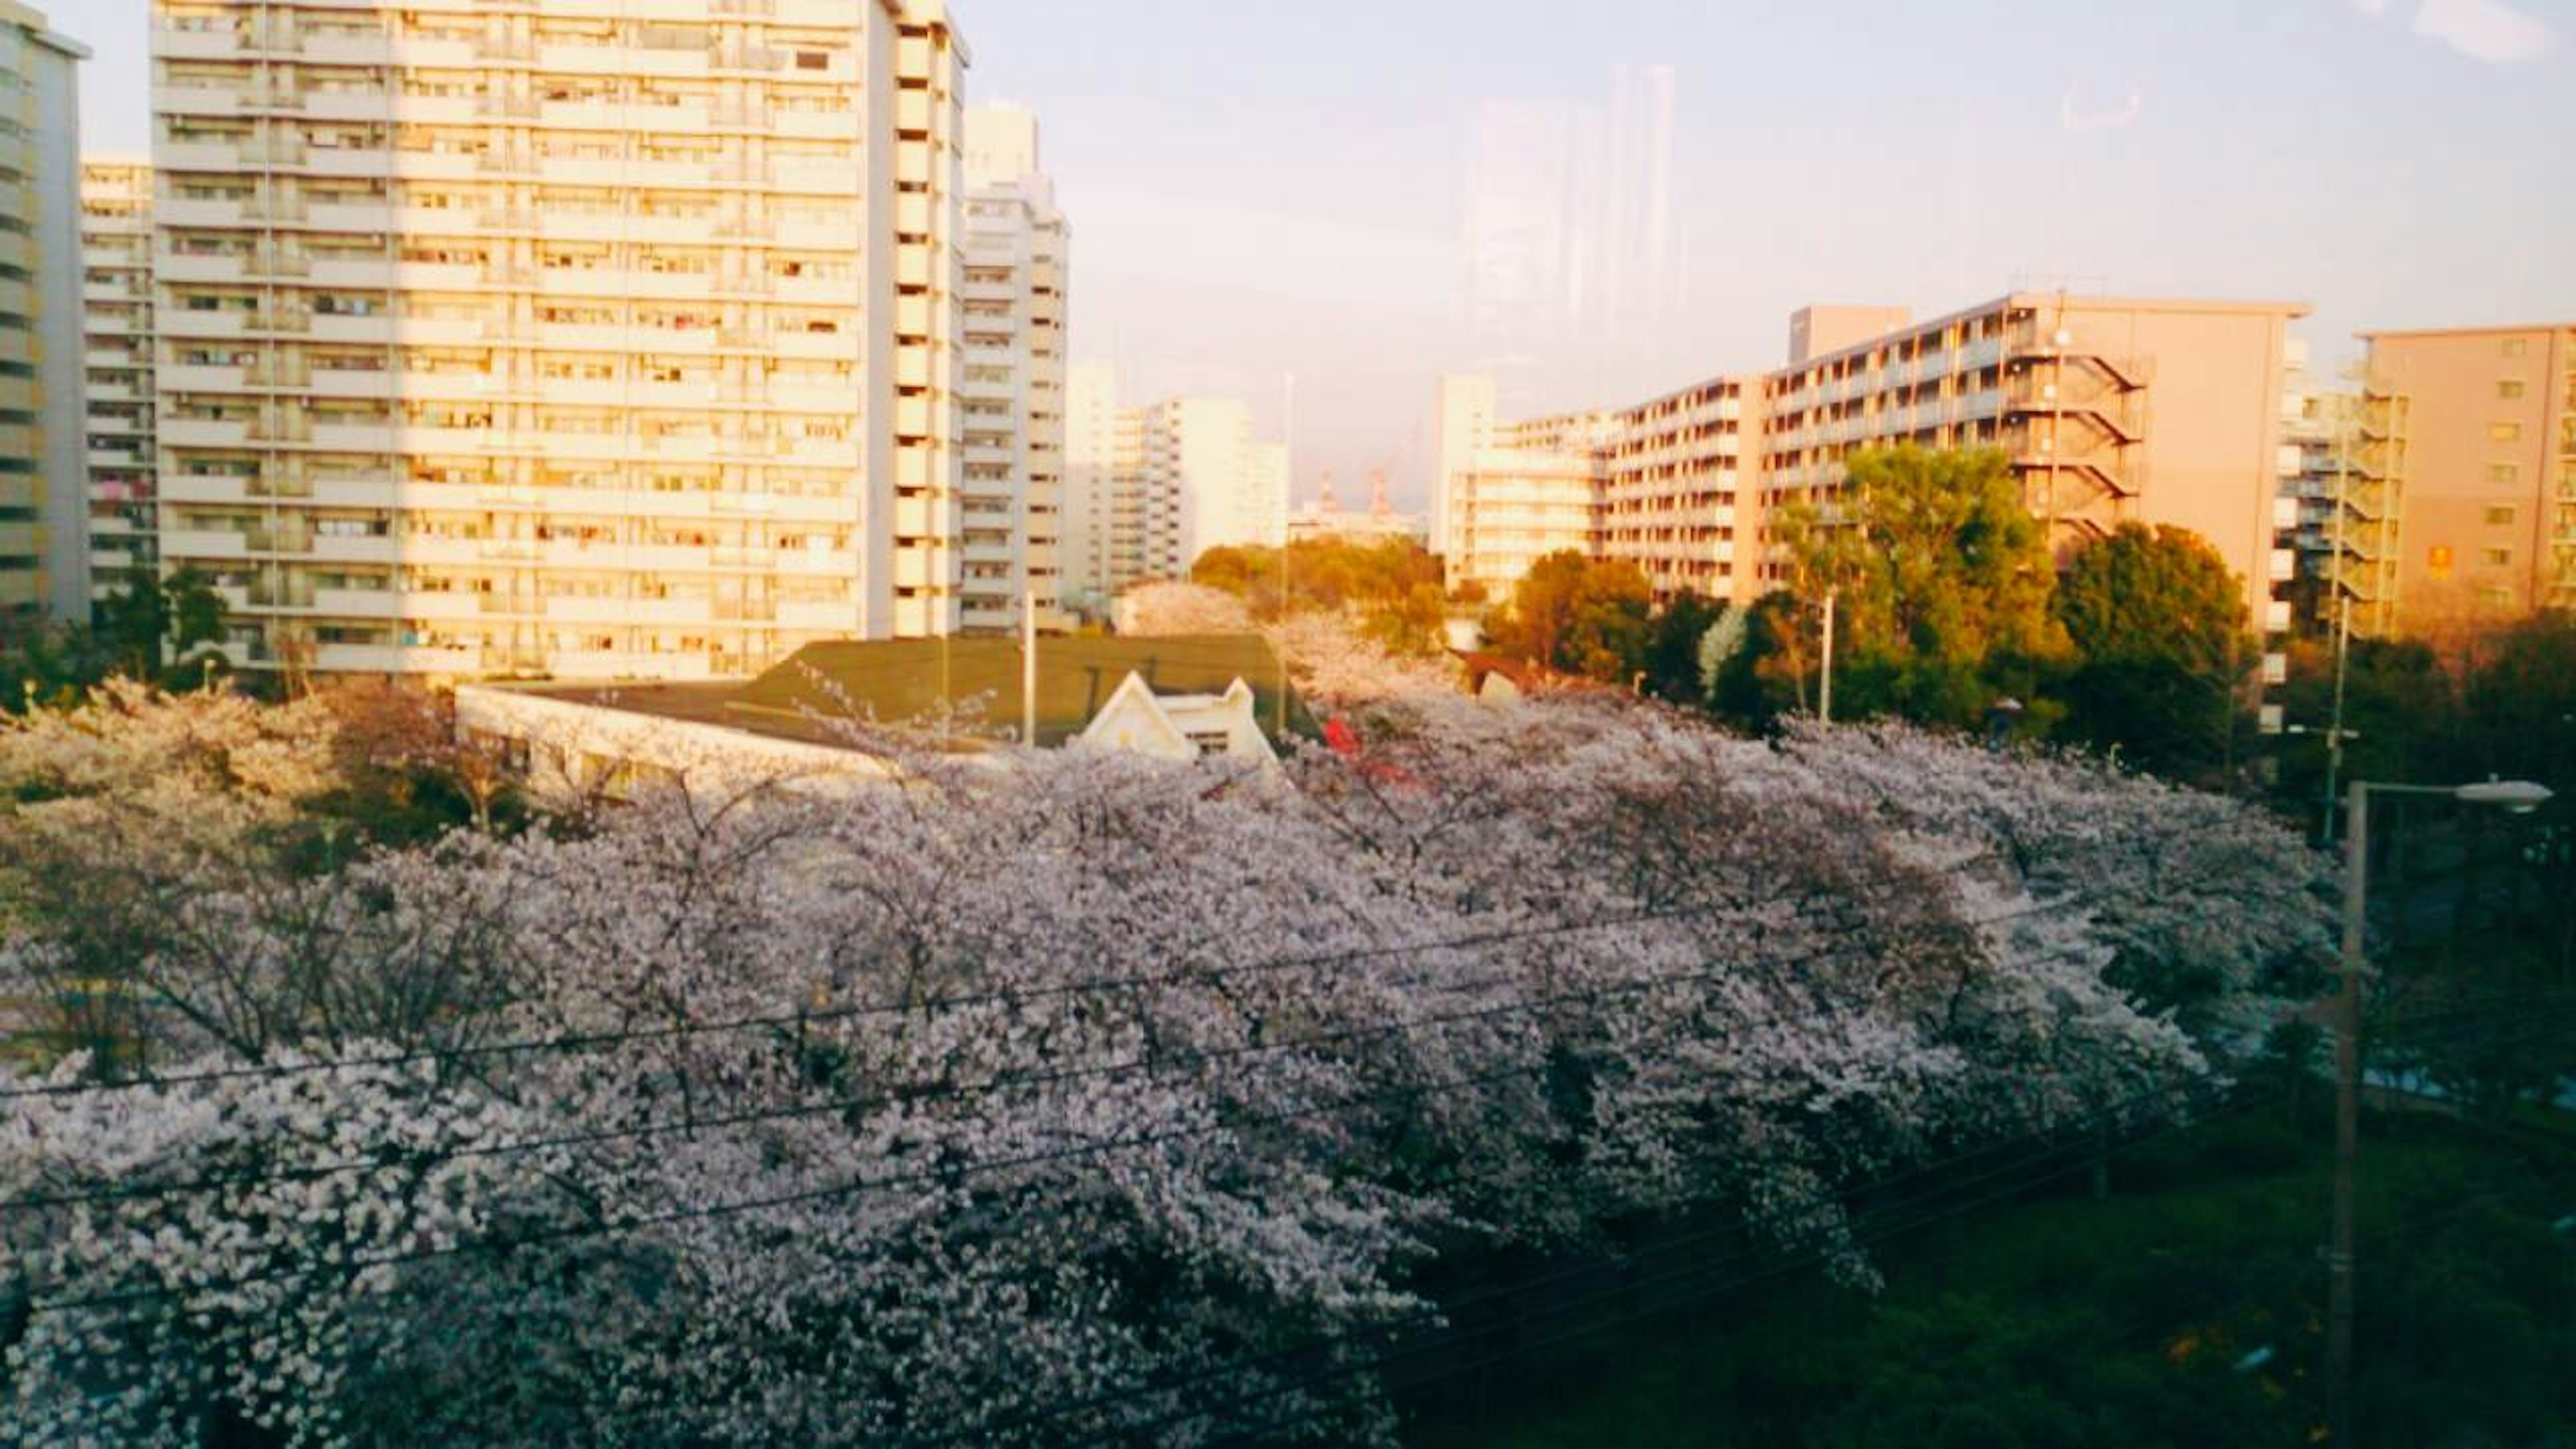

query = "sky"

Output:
[[67, 0, 2576, 512]]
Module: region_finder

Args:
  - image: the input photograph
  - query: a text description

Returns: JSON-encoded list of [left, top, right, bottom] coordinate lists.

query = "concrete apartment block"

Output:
[[82, 157, 156, 607], [959, 103, 1067, 635], [148, 0, 968, 680], [2339, 325, 2576, 639], [1444, 291, 2310, 637], [0, 2, 87, 625]]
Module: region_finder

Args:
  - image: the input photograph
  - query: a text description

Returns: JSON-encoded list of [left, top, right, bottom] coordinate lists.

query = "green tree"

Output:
[[1773, 446, 2070, 730], [0, 570, 231, 713], [2054, 523, 2257, 782], [1189, 538, 1448, 651], [1483, 551, 1654, 684], [1640, 592, 1725, 706]]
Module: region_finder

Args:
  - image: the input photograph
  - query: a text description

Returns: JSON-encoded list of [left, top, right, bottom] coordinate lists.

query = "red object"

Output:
[[1324, 716, 1363, 756]]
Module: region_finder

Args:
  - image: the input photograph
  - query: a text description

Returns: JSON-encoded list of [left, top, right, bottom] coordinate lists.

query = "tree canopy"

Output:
[[1483, 551, 1654, 683], [0, 569, 230, 712], [2054, 523, 2259, 782], [1189, 537, 1448, 654], [1772, 447, 2070, 730]]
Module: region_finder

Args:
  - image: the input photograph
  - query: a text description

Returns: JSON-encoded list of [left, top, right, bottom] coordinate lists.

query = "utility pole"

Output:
[[2324, 592, 2354, 843], [1819, 587, 1837, 726], [2328, 778, 2367, 1449], [1021, 584, 1038, 747]]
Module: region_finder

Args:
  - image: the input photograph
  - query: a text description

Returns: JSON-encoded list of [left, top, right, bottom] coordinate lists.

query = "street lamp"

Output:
[[2326, 776, 2555, 1446]]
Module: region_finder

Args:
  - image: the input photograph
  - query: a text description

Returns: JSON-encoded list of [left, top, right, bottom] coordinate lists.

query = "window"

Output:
[[2503, 338, 2529, 358], [2491, 423, 2522, 443], [2428, 545, 2455, 575], [2480, 586, 2515, 607], [2489, 465, 2520, 487], [2485, 505, 2517, 526], [2498, 380, 2526, 400], [2481, 547, 2514, 568]]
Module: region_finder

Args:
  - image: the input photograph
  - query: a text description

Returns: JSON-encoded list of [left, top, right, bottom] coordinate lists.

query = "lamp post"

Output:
[[2327, 776, 2554, 1446]]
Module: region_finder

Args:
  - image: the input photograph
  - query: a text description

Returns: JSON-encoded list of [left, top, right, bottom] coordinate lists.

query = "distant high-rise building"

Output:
[[148, 0, 968, 679], [0, 3, 88, 625], [1432, 374, 1495, 576], [959, 103, 1067, 634], [2336, 324, 2576, 638], [1061, 360, 1124, 612], [1136, 396, 1283, 576], [81, 158, 156, 610]]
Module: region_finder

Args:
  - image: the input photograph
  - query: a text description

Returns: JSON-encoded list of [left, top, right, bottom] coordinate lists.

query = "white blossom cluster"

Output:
[[0, 673, 2334, 1446]]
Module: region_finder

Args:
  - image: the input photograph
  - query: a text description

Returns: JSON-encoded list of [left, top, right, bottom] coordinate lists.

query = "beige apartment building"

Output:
[[0, 2, 87, 625], [1444, 292, 2310, 637], [1442, 409, 1611, 599], [148, 0, 968, 680], [2336, 325, 2576, 639], [82, 158, 157, 606], [958, 103, 1065, 634]]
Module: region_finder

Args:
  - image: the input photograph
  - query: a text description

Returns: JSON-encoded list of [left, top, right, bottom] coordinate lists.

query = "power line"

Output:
[[1139, 1083, 2314, 1449], [0, 909, 2035, 1217], [1, 844, 2088, 1105], [946, 1071, 2262, 1449], [1173, 1012, 2575, 1449], [19, 921, 2205, 1318], [979, 1007, 2574, 1446]]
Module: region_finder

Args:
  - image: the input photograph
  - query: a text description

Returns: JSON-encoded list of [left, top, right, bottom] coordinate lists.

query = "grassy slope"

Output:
[[1404, 1103, 2576, 1449]]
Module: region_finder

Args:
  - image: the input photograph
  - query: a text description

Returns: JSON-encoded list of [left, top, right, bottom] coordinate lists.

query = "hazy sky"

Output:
[[68, 0, 2576, 510]]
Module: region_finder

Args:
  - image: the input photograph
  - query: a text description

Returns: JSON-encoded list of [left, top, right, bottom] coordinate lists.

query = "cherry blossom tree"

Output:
[[0, 676, 2335, 1445]]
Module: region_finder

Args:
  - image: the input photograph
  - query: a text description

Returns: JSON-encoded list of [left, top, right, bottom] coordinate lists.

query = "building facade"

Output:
[[81, 158, 156, 608], [2274, 339, 2362, 637], [0, 2, 87, 625], [148, 0, 968, 680], [2335, 325, 2576, 639], [1435, 405, 1609, 600], [958, 103, 1065, 634], [1134, 395, 1286, 578], [1447, 292, 2310, 641], [1059, 359, 1128, 612]]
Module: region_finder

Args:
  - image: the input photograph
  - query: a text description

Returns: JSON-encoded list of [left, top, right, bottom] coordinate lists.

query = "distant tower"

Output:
[[1368, 468, 1393, 519], [1318, 470, 1340, 515]]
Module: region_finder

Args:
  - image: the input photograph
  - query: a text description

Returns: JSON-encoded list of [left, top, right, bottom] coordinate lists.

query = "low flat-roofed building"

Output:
[[456, 634, 1307, 798]]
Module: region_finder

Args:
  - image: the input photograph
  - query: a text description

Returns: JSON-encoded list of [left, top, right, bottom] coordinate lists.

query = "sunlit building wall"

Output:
[[1452, 292, 2310, 637], [81, 158, 156, 608], [1432, 372, 1494, 581], [148, 0, 968, 680], [2339, 324, 2576, 639], [1441, 407, 1609, 601], [0, 3, 87, 624], [1133, 395, 1286, 578], [959, 103, 1065, 633]]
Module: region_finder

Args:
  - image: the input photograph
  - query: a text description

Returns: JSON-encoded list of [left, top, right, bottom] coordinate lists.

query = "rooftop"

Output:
[[511, 635, 1311, 754]]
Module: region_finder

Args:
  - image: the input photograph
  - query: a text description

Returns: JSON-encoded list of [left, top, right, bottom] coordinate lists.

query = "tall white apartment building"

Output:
[[1061, 358, 1120, 611], [82, 158, 157, 607], [1135, 396, 1285, 576], [957, 103, 1065, 634], [0, 3, 87, 625], [148, 0, 968, 680]]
